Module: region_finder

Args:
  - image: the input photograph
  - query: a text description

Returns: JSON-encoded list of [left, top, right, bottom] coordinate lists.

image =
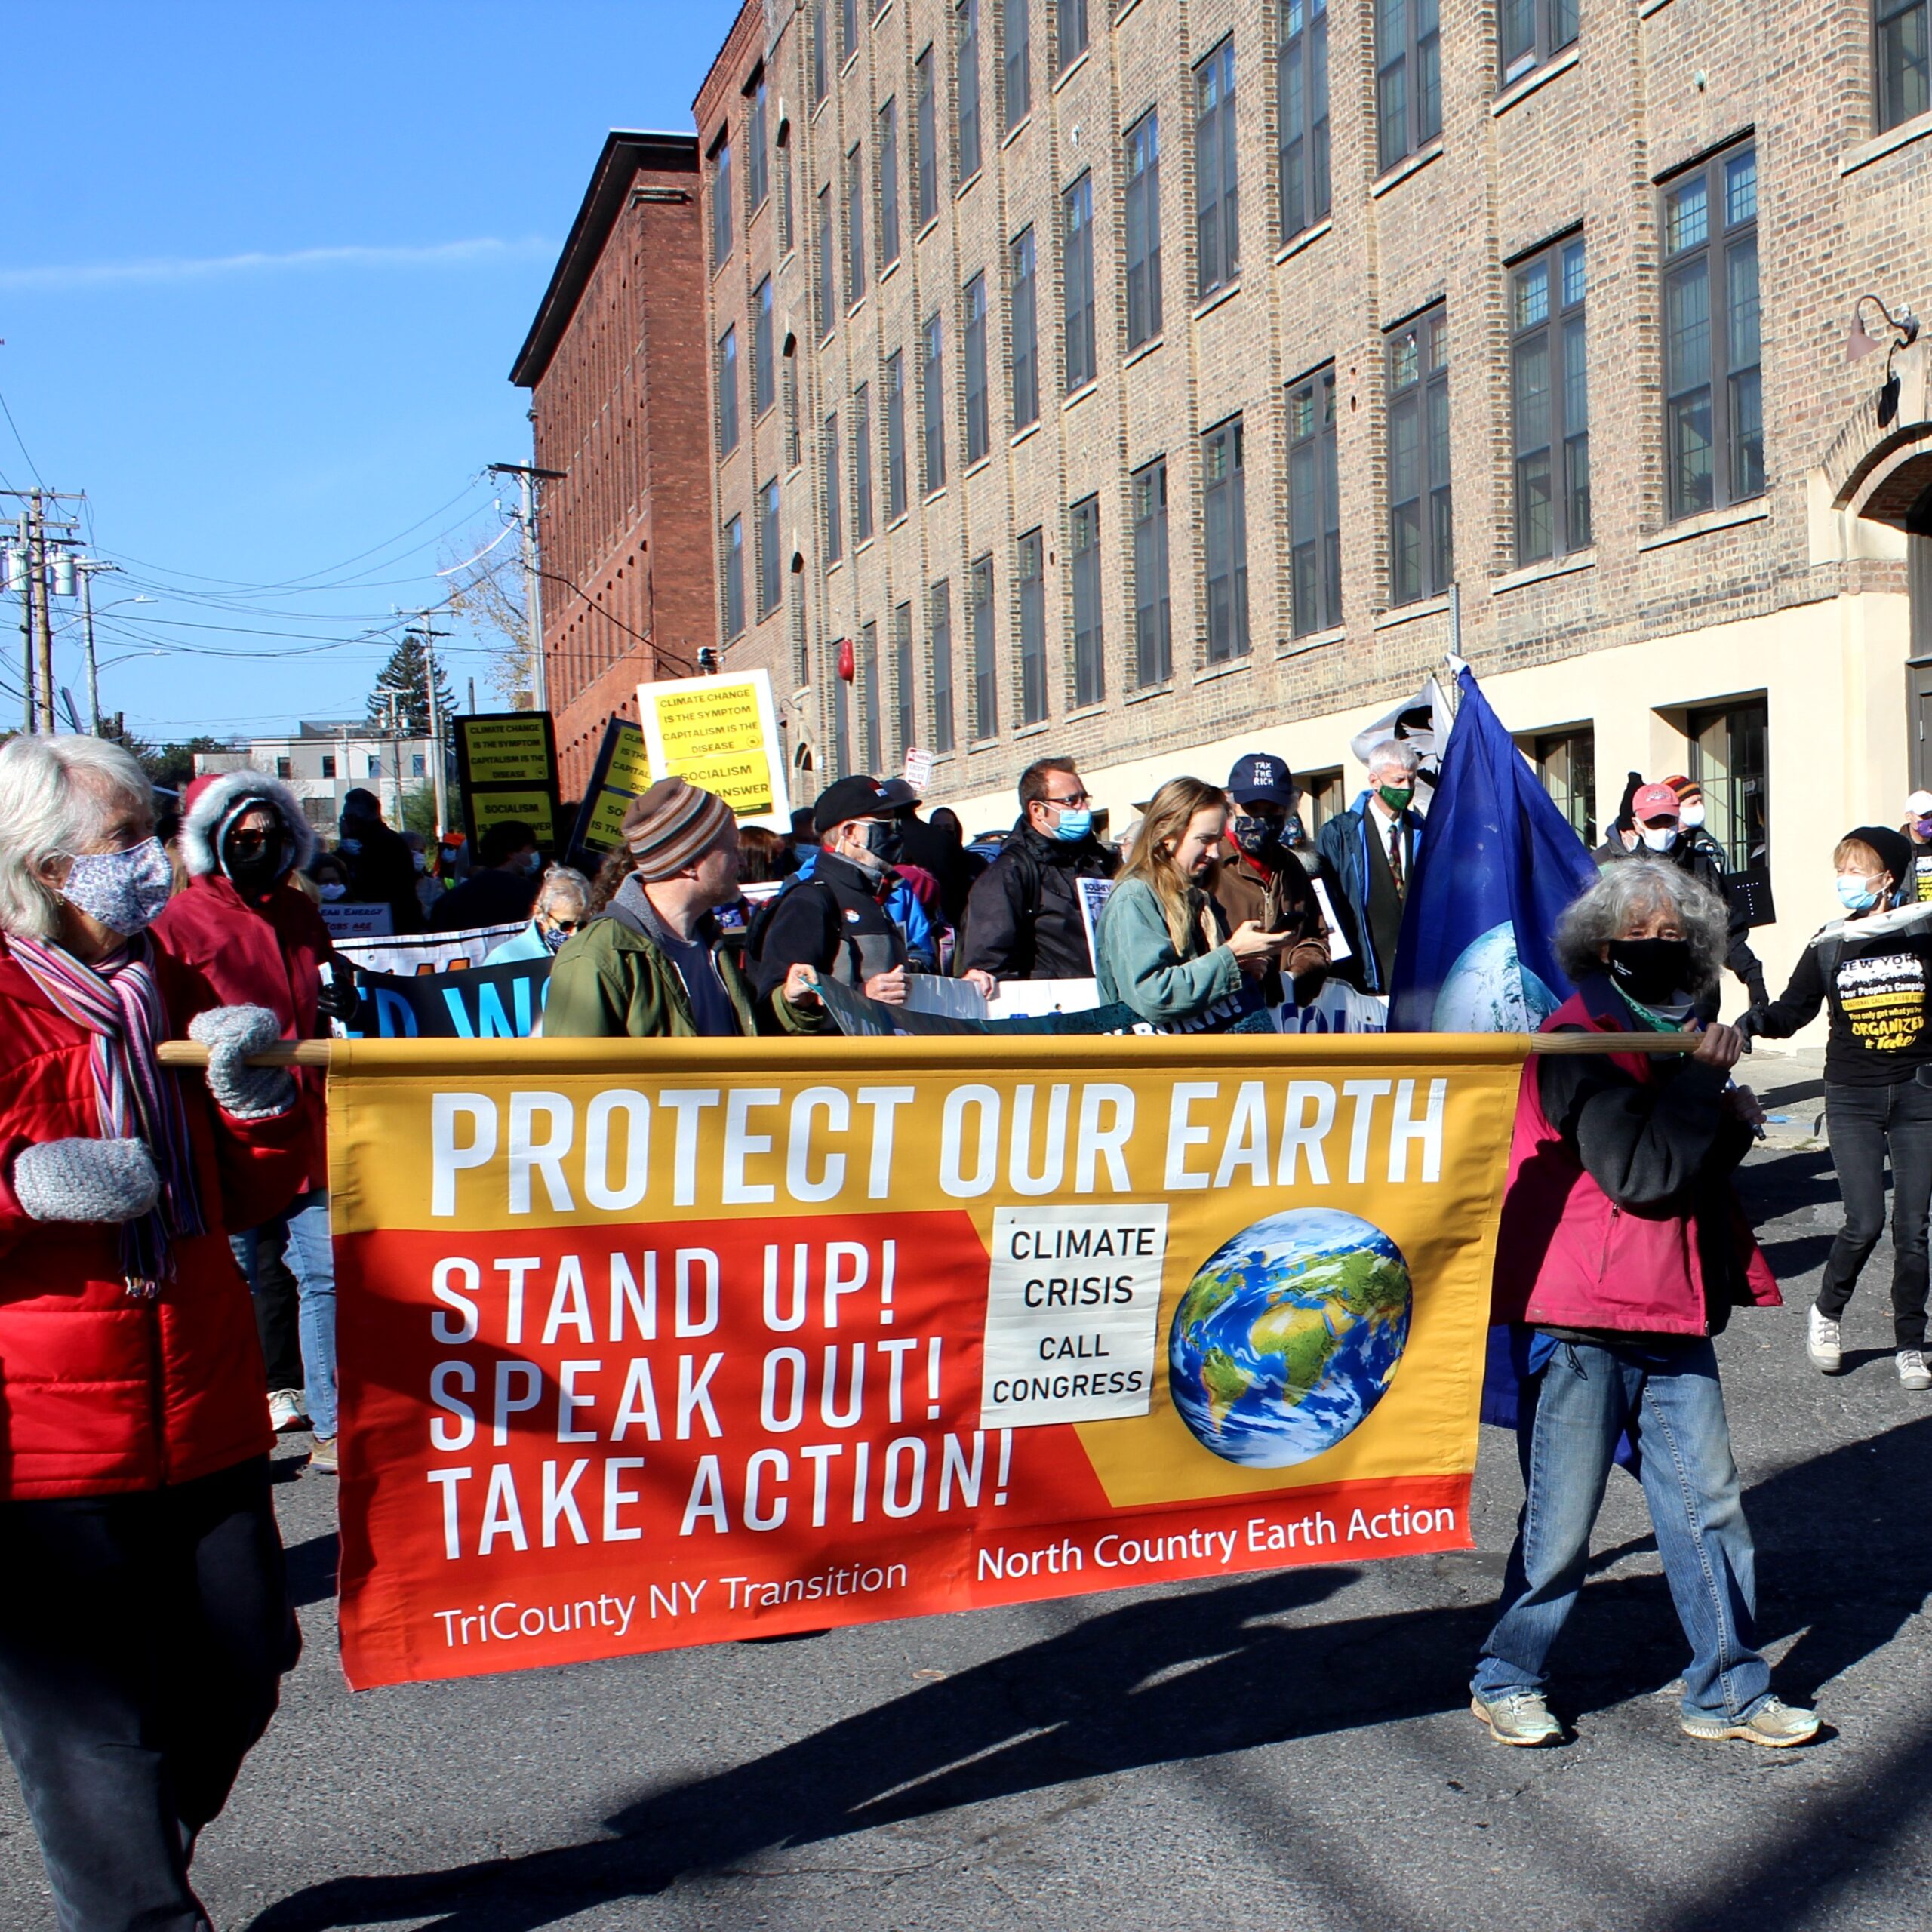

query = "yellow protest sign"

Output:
[[455, 715, 553, 785], [638, 670, 789, 829]]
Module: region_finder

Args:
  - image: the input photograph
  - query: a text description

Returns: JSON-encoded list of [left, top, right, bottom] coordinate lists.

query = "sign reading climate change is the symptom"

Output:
[[328, 1032, 1524, 1690]]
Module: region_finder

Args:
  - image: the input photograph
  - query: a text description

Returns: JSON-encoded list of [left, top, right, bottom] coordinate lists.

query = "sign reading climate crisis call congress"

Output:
[[328, 1032, 1524, 1689]]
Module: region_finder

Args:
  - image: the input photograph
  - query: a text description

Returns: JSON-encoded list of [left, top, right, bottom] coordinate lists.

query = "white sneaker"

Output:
[[267, 1388, 308, 1432], [1807, 1306, 1843, 1375], [1899, 1350, 1931, 1392]]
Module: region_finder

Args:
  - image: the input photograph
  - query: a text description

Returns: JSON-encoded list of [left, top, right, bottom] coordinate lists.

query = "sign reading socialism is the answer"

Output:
[[636, 669, 790, 832], [328, 1032, 1523, 1690]]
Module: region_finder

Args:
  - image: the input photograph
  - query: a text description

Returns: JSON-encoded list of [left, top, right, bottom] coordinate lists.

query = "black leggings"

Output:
[[1820, 1076, 1932, 1350], [0, 1457, 298, 1932]]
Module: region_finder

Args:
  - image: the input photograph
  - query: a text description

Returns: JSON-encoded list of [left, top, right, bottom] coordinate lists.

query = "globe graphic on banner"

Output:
[[1432, 918, 1561, 1034], [1168, 1209, 1413, 1468]]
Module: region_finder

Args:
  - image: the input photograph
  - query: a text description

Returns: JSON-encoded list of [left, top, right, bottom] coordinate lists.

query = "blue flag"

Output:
[[1387, 665, 1598, 1035]]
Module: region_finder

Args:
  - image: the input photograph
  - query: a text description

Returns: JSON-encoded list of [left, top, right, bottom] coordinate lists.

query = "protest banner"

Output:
[[333, 922, 527, 977], [328, 1029, 1525, 1690], [454, 713, 561, 850], [638, 669, 790, 831], [348, 956, 552, 1040]]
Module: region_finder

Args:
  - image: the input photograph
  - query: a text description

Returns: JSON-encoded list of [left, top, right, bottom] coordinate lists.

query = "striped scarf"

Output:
[[10, 934, 205, 1297]]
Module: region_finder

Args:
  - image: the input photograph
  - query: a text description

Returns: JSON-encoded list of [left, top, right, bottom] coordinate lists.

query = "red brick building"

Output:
[[511, 131, 717, 798]]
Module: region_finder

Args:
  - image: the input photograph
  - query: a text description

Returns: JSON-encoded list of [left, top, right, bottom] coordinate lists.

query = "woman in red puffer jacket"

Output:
[[0, 734, 309, 1932]]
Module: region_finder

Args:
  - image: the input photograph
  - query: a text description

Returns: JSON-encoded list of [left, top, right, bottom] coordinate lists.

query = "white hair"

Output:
[[0, 736, 155, 938], [536, 864, 591, 916], [1366, 737, 1421, 778]]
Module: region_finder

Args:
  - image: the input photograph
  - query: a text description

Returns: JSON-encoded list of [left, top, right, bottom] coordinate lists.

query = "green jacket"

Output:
[[1094, 875, 1241, 1025], [543, 888, 820, 1039]]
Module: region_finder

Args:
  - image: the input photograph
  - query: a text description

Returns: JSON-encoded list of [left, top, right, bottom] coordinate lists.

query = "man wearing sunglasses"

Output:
[[962, 756, 1120, 982]]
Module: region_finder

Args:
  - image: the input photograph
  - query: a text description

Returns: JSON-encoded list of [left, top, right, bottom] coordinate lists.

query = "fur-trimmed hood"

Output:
[[180, 769, 318, 879]]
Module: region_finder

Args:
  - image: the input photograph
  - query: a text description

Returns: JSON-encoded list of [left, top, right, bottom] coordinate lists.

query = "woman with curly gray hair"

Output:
[[0, 734, 309, 1931], [1469, 860, 1818, 1753]]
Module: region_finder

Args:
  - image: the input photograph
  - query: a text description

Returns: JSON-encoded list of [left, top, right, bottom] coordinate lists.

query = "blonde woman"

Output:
[[1094, 776, 1291, 1025]]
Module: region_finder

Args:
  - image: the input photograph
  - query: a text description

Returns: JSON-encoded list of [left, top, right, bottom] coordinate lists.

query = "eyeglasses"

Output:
[[1045, 790, 1091, 809], [547, 918, 583, 935], [226, 829, 271, 855]]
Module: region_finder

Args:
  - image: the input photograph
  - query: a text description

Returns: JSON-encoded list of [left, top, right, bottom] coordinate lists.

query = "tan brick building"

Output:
[[512, 131, 717, 798], [688, 0, 1932, 998]]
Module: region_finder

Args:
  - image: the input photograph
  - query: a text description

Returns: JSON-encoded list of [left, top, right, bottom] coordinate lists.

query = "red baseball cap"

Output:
[[1630, 782, 1682, 823]]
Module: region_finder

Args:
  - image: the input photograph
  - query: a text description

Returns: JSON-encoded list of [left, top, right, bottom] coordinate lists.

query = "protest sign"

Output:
[[333, 923, 527, 977], [330, 1030, 1524, 1689], [564, 718, 653, 869], [638, 670, 790, 831], [454, 713, 561, 850], [319, 900, 395, 942], [348, 956, 552, 1040]]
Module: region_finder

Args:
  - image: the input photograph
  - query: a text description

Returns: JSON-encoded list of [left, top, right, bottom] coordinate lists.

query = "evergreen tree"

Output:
[[367, 633, 456, 740]]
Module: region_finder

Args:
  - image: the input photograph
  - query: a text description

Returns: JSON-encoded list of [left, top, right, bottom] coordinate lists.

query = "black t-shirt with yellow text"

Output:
[[1754, 906, 1932, 1084]]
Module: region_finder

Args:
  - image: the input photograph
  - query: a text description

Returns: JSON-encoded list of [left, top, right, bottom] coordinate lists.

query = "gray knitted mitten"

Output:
[[188, 1006, 297, 1120], [13, 1137, 162, 1223]]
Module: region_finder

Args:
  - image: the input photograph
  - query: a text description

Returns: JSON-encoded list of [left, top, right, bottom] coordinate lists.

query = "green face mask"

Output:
[[1377, 785, 1414, 813]]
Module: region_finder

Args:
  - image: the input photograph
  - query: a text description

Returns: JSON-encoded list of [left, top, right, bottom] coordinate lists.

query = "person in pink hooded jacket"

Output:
[[1469, 860, 1818, 1752]]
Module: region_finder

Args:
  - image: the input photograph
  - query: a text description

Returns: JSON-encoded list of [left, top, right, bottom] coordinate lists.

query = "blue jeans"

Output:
[[1472, 1337, 1771, 1723], [230, 1194, 337, 1439]]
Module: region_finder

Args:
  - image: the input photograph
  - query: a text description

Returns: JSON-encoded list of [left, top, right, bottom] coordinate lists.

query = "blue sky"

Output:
[[1, 0, 740, 743]]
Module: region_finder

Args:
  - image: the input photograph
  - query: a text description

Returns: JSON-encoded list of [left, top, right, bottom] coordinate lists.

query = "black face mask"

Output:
[[221, 824, 292, 897], [874, 823, 906, 866], [1229, 814, 1284, 861], [1604, 937, 1694, 1005]]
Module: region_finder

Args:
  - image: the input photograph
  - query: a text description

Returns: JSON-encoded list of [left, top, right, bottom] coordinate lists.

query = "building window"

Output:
[[860, 619, 881, 774], [276, 756, 292, 780], [1500, 0, 1577, 85], [1004, 0, 1031, 129], [1132, 458, 1171, 687], [922, 311, 948, 493], [971, 555, 998, 738], [931, 580, 955, 752], [1303, 768, 1345, 835], [1663, 143, 1761, 521], [840, 0, 858, 65], [320, 753, 337, 780], [1512, 235, 1590, 564], [758, 478, 781, 618], [958, 0, 983, 186], [1124, 112, 1163, 349], [411, 753, 426, 779], [879, 99, 902, 267], [824, 412, 843, 562], [722, 515, 745, 639], [894, 602, 916, 761], [777, 123, 795, 253], [1878, 0, 1930, 131], [816, 187, 835, 340], [1195, 41, 1239, 300], [1288, 368, 1341, 635], [1010, 226, 1040, 429], [1387, 306, 1452, 605], [813, 0, 828, 102], [746, 75, 770, 212], [1532, 727, 1595, 847], [1202, 416, 1249, 660], [1687, 698, 1768, 873], [885, 349, 908, 519], [1058, 0, 1088, 66], [915, 48, 939, 229], [1279, 0, 1330, 242], [1019, 531, 1048, 722], [710, 134, 733, 269], [1376, 0, 1441, 176], [1063, 171, 1096, 392], [845, 146, 866, 306], [783, 339, 801, 468], [1070, 496, 1104, 706], [964, 272, 990, 463], [718, 325, 740, 455], [753, 277, 775, 415], [854, 382, 875, 540]]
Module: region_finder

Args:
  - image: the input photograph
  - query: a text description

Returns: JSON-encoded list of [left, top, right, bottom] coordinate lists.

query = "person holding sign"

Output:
[[1210, 751, 1333, 1006], [1094, 777, 1294, 1026], [546, 780, 821, 1038]]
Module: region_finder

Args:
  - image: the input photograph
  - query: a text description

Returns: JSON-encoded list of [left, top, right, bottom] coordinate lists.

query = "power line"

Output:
[[0, 385, 44, 488]]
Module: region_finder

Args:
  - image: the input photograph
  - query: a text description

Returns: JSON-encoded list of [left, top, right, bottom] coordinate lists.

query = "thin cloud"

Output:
[[0, 237, 555, 292]]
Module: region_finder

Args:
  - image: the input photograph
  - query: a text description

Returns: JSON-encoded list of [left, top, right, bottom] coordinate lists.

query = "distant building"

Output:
[[512, 130, 720, 798], [195, 721, 435, 832]]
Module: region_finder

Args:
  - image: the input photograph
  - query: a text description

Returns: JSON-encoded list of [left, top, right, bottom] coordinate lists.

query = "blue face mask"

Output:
[[1837, 873, 1882, 912], [62, 837, 175, 936], [1049, 807, 1093, 844]]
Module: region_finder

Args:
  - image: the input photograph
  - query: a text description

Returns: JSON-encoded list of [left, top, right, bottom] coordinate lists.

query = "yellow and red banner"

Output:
[[329, 1033, 1524, 1690]]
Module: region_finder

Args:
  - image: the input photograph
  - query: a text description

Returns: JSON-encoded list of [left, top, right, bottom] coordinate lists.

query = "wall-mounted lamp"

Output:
[[1849, 292, 1920, 362]]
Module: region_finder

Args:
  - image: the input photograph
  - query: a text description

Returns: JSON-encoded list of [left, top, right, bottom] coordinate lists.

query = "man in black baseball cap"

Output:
[[1211, 752, 1334, 1004]]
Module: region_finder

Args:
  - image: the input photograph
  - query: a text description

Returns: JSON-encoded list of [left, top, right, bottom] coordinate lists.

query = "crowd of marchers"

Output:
[[5, 719, 1932, 1930]]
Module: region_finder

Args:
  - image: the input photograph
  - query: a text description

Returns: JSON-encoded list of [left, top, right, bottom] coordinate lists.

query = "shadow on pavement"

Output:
[[248, 1417, 1932, 1932]]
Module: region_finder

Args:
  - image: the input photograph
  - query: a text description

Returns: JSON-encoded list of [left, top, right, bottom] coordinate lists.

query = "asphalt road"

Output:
[[4, 1048, 1930, 1932]]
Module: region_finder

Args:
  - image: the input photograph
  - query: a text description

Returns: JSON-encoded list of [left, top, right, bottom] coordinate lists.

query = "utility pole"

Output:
[[75, 558, 114, 735], [409, 612, 450, 840], [2, 488, 85, 734], [488, 460, 564, 715], [11, 508, 32, 734], [30, 493, 54, 734]]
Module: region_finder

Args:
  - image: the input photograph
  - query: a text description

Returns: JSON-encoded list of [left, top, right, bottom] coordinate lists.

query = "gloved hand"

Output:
[[189, 1006, 297, 1120], [12, 1137, 161, 1223]]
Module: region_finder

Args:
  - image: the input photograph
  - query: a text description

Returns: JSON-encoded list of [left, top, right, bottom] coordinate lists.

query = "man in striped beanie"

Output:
[[545, 778, 823, 1038]]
